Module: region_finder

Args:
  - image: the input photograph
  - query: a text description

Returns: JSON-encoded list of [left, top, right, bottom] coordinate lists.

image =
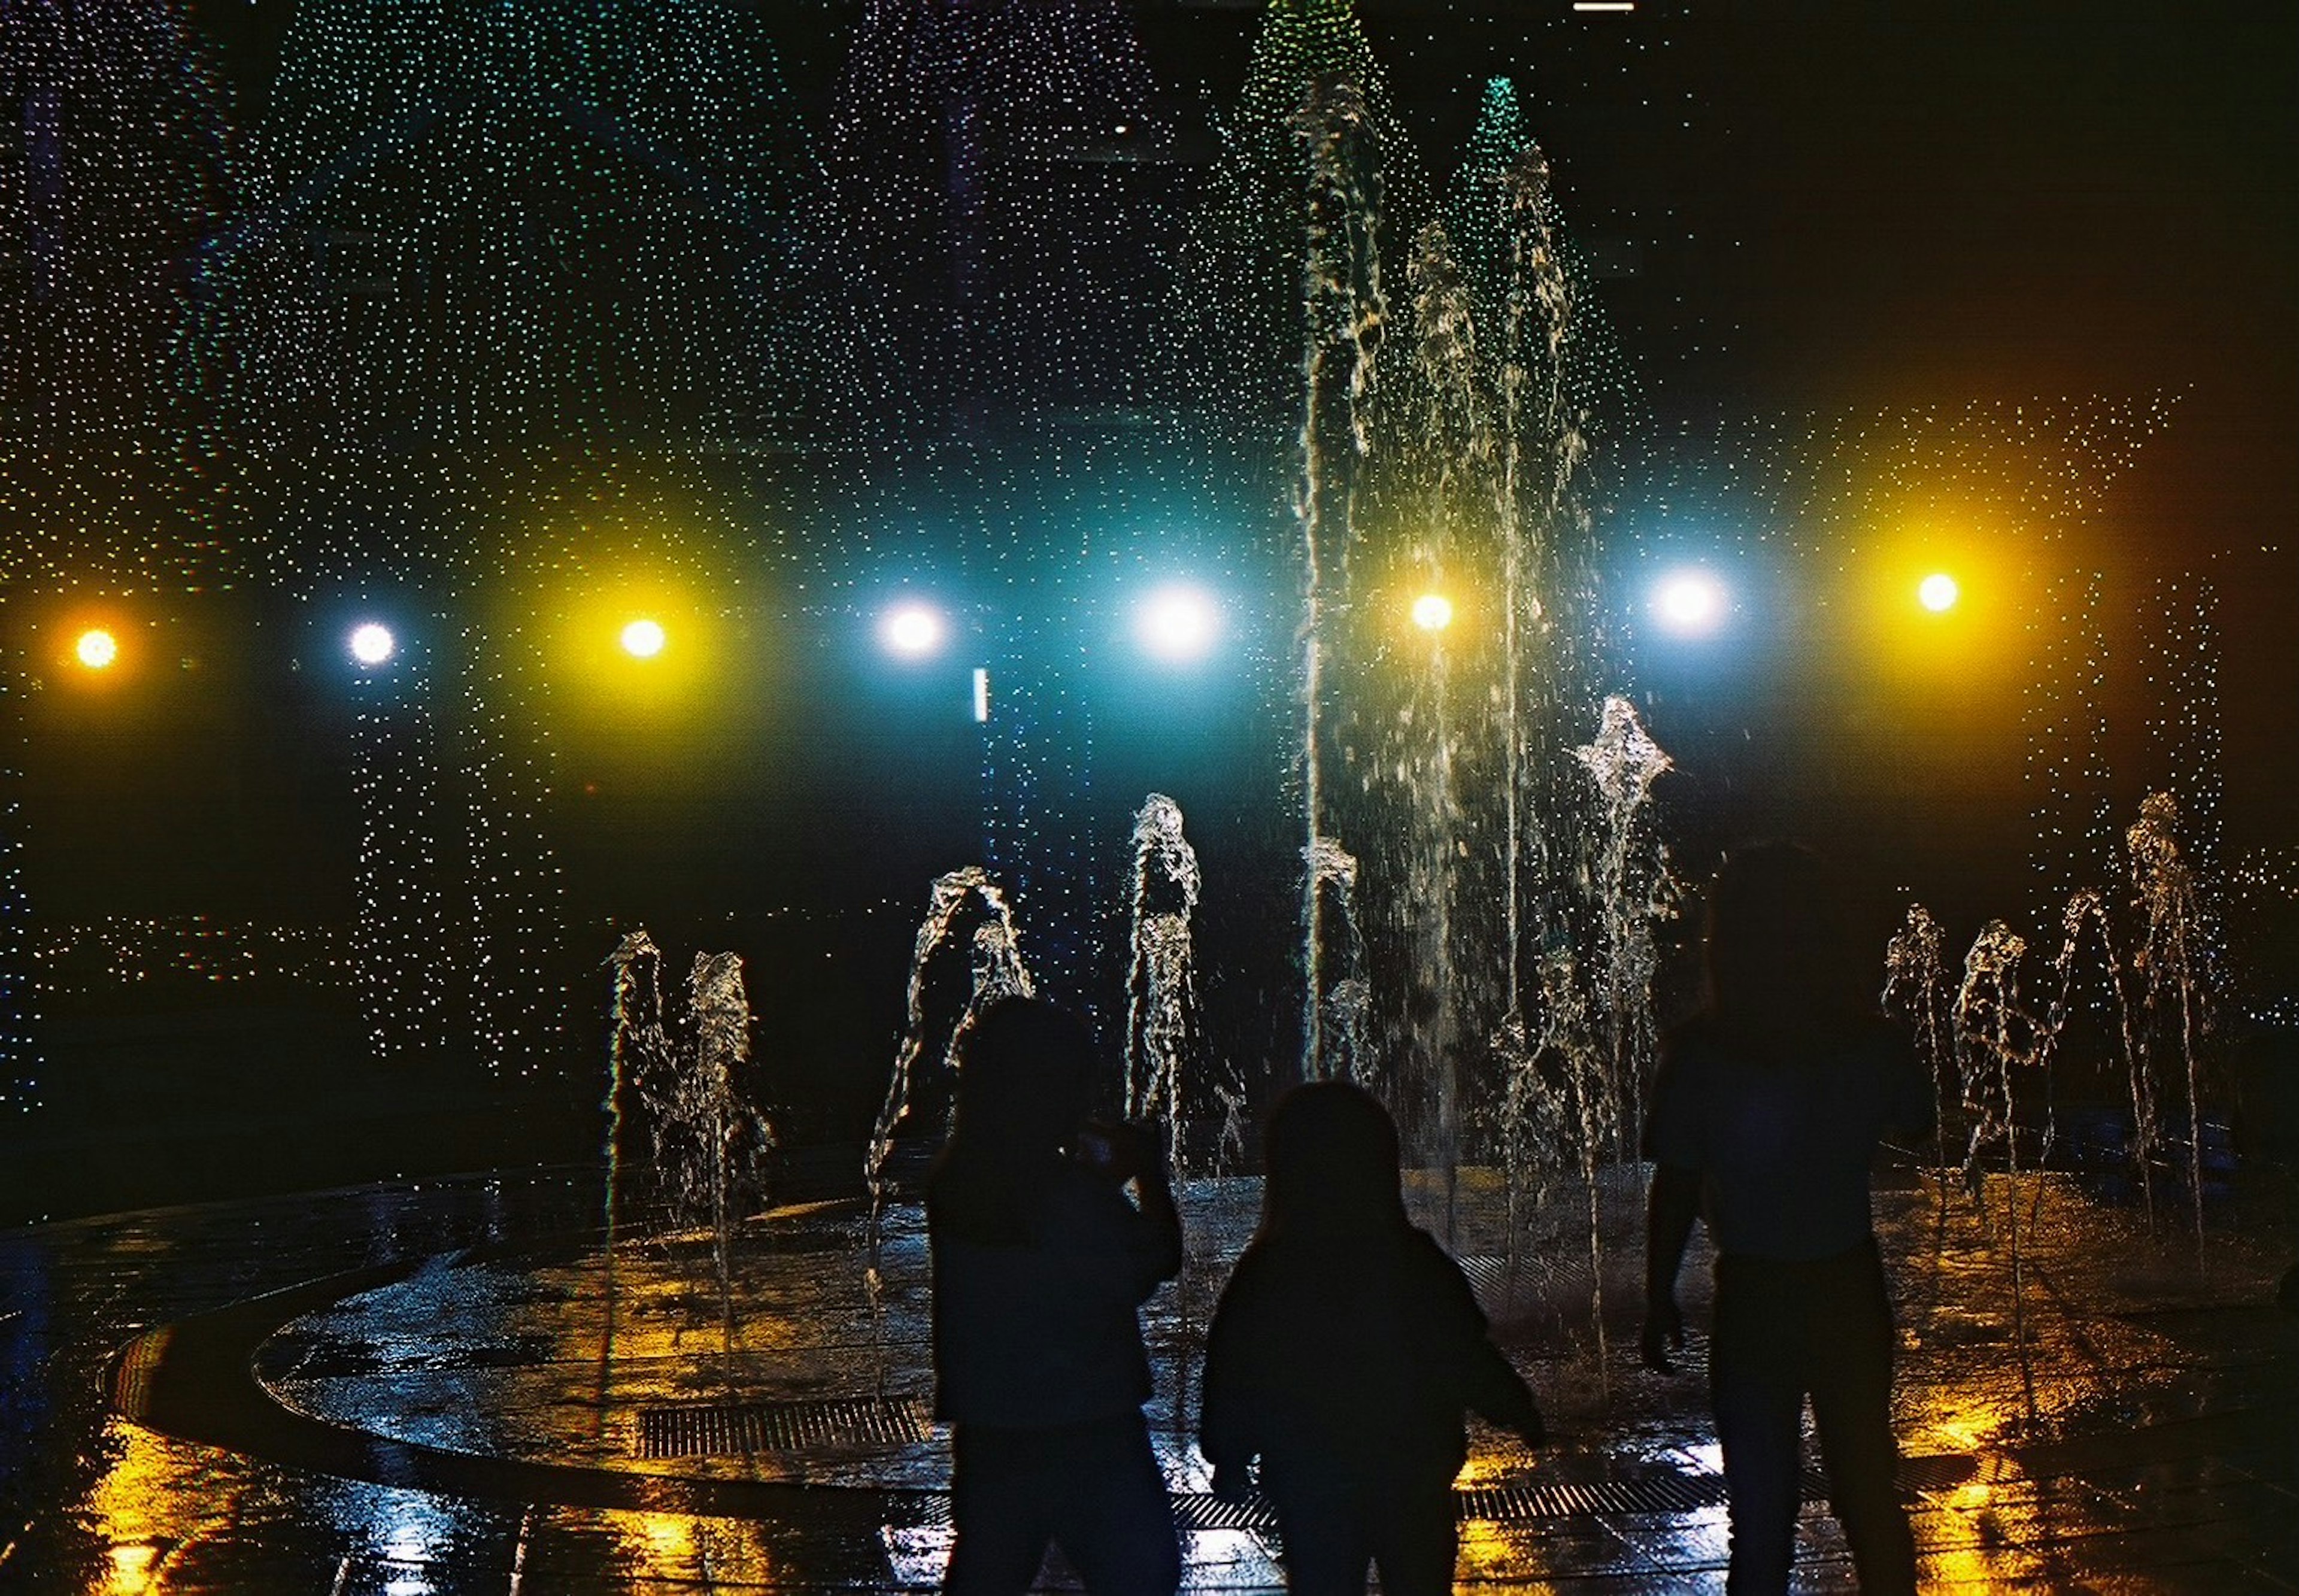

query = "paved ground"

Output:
[[2, 1154, 2295, 1592]]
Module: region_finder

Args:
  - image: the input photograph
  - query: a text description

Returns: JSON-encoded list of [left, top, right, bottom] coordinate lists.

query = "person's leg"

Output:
[[944, 1425, 1056, 1595], [1711, 1255, 1808, 1596], [1364, 1477, 1458, 1596], [1807, 1245, 1918, 1596], [1264, 1468, 1375, 1596], [1050, 1413, 1182, 1596]]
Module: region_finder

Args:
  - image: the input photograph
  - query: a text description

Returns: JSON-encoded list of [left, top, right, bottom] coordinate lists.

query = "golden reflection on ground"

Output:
[[605, 1510, 777, 1585], [84, 1420, 223, 1595]]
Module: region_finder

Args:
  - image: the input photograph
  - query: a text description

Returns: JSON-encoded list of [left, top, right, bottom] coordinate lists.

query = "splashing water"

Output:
[[1125, 795, 1203, 1172], [866, 867, 1035, 1242]]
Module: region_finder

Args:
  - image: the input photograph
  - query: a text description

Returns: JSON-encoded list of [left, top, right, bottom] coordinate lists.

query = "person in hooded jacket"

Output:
[[928, 997, 1183, 1596], [1199, 1080, 1544, 1596]]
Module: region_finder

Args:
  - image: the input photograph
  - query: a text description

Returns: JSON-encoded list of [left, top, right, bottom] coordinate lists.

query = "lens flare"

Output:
[[75, 629, 119, 669], [1411, 593, 1454, 632], [348, 623, 396, 666], [1653, 570, 1726, 634], [620, 618, 668, 659], [1137, 586, 1218, 662], [881, 602, 946, 659]]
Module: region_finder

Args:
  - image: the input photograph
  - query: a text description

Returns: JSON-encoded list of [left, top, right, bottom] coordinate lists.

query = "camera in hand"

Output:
[[1070, 1120, 1147, 1182]]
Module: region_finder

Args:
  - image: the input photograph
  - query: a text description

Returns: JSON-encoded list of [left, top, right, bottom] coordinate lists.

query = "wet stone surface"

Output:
[[2, 1161, 2295, 1591]]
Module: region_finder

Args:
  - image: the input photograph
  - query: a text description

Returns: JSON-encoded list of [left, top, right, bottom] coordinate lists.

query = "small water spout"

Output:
[[1303, 836, 1369, 1082], [866, 867, 1035, 1245], [1883, 904, 1955, 1230], [2128, 791, 2213, 1257], [1954, 919, 2040, 1426], [1124, 794, 1203, 1172]]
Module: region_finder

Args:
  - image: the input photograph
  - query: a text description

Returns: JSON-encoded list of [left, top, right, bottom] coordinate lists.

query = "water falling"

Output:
[[1124, 795, 1202, 1172], [866, 867, 1035, 1242]]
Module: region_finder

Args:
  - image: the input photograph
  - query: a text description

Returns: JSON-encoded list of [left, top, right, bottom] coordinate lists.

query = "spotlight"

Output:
[[880, 602, 947, 660], [75, 629, 119, 669], [1137, 585, 1219, 662], [1411, 593, 1454, 633], [1652, 569, 1727, 635], [1918, 573, 1960, 613], [620, 618, 667, 659], [348, 622, 397, 666]]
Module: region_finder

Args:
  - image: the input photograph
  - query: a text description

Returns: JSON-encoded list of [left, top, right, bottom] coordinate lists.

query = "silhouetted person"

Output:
[[928, 997, 1184, 1596], [1642, 843, 1931, 1595], [1200, 1081, 1544, 1596]]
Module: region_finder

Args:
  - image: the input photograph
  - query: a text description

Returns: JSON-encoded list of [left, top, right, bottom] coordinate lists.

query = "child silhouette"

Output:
[[1200, 1081, 1543, 1595]]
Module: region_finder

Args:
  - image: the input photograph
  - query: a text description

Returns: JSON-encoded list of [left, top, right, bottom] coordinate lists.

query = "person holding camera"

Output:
[[927, 997, 1184, 1596], [1199, 1080, 1545, 1596]]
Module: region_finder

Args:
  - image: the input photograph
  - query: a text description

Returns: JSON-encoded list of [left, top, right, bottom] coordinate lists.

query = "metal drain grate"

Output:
[[638, 1397, 930, 1459], [1459, 1475, 1733, 1519]]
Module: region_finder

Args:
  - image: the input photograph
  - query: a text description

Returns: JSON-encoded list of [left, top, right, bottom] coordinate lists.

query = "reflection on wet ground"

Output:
[[3, 1160, 2294, 1591]]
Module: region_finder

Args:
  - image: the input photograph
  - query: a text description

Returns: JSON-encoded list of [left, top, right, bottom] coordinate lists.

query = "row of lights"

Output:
[[61, 571, 1966, 675]]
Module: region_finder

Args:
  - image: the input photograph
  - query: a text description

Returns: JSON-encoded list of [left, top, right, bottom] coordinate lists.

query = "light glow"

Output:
[[75, 629, 120, 669], [620, 618, 668, 659], [1652, 569, 1727, 634], [1919, 573, 1961, 612], [881, 602, 947, 659], [348, 623, 397, 666], [1411, 593, 1454, 632], [1136, 585, 1219, 662]]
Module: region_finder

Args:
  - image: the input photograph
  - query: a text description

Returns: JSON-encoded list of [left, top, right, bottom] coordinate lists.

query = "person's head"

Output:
[[1702, 842, 1868, 1035], [1261, 1080, 1406, 1235], [950, 997, 1096, 1161]]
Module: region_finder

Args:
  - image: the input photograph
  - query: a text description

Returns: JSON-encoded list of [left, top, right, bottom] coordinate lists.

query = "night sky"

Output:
[[184, 0, 2294, 826], [113, 0, 2288, 1018]]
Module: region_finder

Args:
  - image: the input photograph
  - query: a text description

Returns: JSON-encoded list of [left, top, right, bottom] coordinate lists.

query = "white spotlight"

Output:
[[1137, 585, 1220, 662], [620, 618, 668, 659], [1653, 569, 1727, 635], [881, 602, 947, 659], [348, 622, 396, 666]]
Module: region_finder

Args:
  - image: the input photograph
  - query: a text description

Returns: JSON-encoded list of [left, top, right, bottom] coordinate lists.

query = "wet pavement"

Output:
[[3, 1157, 2295, 1592]]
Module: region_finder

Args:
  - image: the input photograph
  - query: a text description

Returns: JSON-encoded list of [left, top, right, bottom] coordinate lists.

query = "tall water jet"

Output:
[[1294, 70, 1385, 1082], [1124, 795, 1202, 1172], [867, 866, 1035, 1242]]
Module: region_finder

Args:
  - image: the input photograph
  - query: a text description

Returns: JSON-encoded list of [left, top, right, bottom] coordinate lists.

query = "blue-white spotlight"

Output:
[[1136, 585, 1220, 663], [1652, 569, 1728, 635], [879, 601, 947, 660], [348, 622, 397, 666]]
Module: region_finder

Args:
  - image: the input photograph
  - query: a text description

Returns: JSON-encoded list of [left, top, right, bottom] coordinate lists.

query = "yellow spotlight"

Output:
[[620, 617, 668, 659], [76, 629, 119, 669], [1411, 593, 1454, 632], [1918, 573, 1960, 613]]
